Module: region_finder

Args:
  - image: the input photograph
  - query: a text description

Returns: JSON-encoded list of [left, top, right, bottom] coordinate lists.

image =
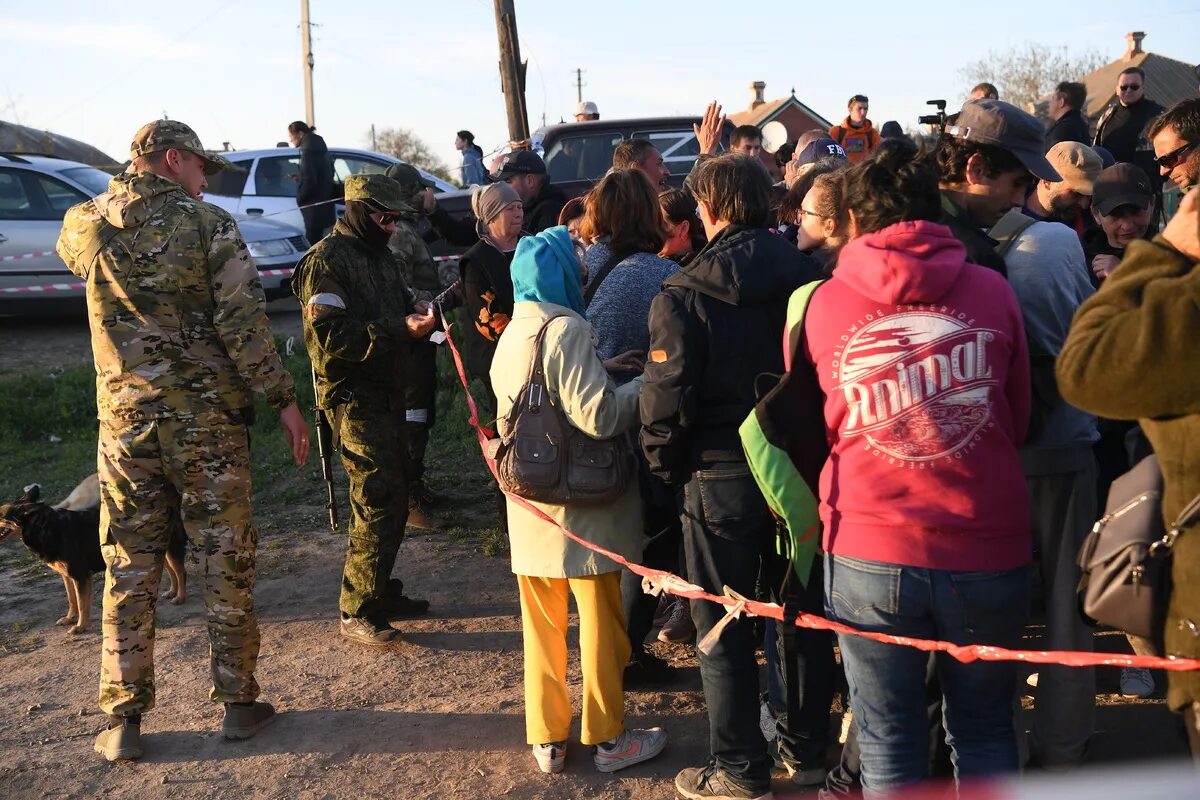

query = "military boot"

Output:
[[406, 482, 444, 531], [340, 613, 404, 647], [383, 577, 430, 618], [222, 701, 277, 740], [94, 715, 142, 762]]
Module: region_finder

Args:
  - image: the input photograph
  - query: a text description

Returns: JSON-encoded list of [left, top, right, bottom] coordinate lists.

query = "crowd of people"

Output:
[[53, 66, 1199, 800]]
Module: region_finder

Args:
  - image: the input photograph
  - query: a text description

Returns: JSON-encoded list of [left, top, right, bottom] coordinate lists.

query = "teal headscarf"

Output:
[[510, 225, 585, 314]]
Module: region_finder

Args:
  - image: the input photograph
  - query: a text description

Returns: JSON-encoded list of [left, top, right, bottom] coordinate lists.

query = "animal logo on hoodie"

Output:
[[835, 307, 1001, 464]]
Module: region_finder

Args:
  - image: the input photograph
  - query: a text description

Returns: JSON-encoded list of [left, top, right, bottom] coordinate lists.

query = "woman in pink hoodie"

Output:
[[800, 140, 1031, 796]]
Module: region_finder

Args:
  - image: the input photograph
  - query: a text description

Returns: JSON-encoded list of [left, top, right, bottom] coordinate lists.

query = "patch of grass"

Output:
[[0, 621, 42, 656]]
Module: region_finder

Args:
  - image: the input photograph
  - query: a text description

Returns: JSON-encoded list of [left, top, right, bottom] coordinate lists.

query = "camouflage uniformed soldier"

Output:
[[55, 120, 310, 762], [292, 173, 438, 647], [384, 163, 451, 530]]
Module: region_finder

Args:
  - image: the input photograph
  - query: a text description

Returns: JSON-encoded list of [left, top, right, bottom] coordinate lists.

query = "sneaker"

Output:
[[785, 761, 827, 787], [532, 741, 566, 774], [383, 579, 430, 618], [624, 648, 674, 688], [1119, 667, 1155, 698], [222, 701, 277, 740], [652, 594, 675, 629], [657, 597, 695, 643], [94, 716, 142, 762], [675, 764, 774, 799], [340, 613, 404, 647], [593, 727, 667, 773]]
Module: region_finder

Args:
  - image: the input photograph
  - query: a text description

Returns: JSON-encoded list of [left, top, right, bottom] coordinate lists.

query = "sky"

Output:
[[2, 1, 1197, 181]]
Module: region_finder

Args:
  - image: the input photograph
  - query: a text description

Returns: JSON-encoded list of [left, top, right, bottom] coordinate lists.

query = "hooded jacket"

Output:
[[802, 221, 1032, 572], [1044, 108, 1092, 152], [829, 118, 879, 165], [297, 130, 335, 228], [640, 225, 822, 482], [524, 180, 569, 235], [55, 171, 295, 420]]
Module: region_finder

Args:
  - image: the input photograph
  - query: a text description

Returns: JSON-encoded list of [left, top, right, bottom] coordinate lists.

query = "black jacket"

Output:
[[297, 132, 335, 227], [1044, 109, 1091, 152], [1094, 97, 1165, 167], [640, 226, 822, 482], [525, 181, 569, 234], [457, 238, 521, 387], [939, 193, 1007, 275]]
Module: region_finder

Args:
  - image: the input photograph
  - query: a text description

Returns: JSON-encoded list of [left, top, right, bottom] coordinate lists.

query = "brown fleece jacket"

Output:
[[1057, 236, 1200, 712]]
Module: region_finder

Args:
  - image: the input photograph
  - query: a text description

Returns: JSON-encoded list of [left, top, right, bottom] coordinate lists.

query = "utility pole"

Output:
[[574, 68, 585, 104], [300, 0, 315, 127], [492, 0, 529, 144], [370, 124, 377, 151]]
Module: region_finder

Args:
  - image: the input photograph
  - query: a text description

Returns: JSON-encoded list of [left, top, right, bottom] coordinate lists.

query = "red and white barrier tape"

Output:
[[0, 249, 57, 262], [1, 267, 295, 294], [433, 255, 460, 263], [441, 322, 1200, 672]]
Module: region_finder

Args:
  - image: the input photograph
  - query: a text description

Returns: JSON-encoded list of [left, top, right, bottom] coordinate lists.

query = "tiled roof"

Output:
[[730, 95, 833, 130]]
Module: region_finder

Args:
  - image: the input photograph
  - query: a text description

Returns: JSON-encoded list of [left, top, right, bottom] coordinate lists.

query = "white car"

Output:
[[206, 146, 462, 233], [0, 153, 309, 314]]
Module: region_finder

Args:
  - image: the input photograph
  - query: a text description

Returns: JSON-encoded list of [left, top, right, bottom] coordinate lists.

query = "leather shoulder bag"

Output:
[[493, 315, 634, 505]]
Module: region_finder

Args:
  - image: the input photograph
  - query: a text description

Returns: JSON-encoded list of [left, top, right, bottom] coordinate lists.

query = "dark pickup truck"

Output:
[[430, 115, 732, 251]]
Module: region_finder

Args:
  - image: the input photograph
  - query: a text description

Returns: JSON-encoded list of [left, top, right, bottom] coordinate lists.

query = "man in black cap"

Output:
[[1085, 163, 1156, 284], [493, 150, 568, 234], [937, 99, 1062, 273]]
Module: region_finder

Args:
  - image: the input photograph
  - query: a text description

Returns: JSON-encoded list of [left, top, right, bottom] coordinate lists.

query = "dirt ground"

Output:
[[0, 308, 1191, 800]]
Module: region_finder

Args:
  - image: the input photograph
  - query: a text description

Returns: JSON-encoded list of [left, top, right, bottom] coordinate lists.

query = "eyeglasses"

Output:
[[1118, 84, 1142, 91], [1155, 141, 1197, 169], [797, 208, 828, 220]]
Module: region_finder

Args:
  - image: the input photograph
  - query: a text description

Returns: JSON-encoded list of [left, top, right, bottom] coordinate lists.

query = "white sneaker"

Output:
[[533, 741, 566, 774], [593, 727, 667, 772], [1119, 667, 1154, 698]]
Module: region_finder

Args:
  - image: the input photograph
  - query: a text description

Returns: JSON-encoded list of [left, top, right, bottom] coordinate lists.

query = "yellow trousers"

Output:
[[516, 572, 631, 745]]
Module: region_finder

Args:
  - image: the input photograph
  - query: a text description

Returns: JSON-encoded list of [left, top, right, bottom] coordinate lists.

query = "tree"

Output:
[[368, 127, 454, 184], [959, 43, 1106, 114]]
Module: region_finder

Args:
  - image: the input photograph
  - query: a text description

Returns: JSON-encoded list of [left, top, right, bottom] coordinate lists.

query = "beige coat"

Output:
[[491, 301, 644, 578]]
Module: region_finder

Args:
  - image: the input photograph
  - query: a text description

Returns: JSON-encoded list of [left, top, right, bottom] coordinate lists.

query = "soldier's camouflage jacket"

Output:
[[56, 172, 296, 420], [292, 220, 418, 410], [388, 213, 440, 303]]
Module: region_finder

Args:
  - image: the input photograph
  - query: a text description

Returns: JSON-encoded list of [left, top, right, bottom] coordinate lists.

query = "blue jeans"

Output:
[[681, 462, 774, 790], [826, 554, 1029, 797]]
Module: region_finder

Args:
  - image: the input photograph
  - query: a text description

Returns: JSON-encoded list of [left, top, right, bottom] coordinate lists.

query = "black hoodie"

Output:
[[639, 225, 822, 482]]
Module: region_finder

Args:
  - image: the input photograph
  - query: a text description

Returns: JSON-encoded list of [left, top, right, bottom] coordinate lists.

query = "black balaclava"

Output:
[[343, 200, 392, 252]]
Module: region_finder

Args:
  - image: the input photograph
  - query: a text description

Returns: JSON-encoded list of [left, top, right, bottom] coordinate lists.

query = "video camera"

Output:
[[917, 100, 949, 136]]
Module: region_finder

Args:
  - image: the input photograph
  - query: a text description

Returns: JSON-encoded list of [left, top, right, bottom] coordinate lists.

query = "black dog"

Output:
[[0, 475, 186, 634]]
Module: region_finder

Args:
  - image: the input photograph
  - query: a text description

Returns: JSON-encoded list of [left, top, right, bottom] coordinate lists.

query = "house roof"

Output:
[[730, 93, 833, 131], [1080, 51, 1197, 119]]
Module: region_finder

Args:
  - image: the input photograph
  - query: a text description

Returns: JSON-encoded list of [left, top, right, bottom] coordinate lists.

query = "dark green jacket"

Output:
[[292, 221, 417, 410], [1057, 237, 1200, 711]]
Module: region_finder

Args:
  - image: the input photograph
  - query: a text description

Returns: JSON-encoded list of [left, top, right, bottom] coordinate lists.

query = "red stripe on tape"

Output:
[[442, 324, 1200, 673]]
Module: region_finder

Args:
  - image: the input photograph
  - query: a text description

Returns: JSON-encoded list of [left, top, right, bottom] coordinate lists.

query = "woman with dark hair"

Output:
[[580, 170, 678, 370], [800, 139, 1032, 794], [658, 188, 707, 266], [288, 121, 335, 245], [794, 171, 849, 269], [455, 130, 487, 187], [557, 195, 588, 241]]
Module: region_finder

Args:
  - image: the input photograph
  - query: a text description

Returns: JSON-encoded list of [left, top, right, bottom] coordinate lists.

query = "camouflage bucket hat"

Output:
[[130, 120, 232, 175], [343, 173, 414, 213]]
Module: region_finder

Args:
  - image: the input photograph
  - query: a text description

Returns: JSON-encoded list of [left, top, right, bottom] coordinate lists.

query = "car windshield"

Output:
[[59, 166, 115, 197]]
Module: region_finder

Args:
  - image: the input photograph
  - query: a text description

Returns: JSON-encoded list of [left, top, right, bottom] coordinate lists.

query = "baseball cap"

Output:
[[795, 137, 847, 167], [1092, 163, 1154, 216], [1046, 141, 1103, 195], [948, 100, 1061, 182], [493, 149, 547, 180], [343, 173, 413, 213], [575, 100, 598, 117], [130, 120, 231, 175], [384, 162, 436, 190]]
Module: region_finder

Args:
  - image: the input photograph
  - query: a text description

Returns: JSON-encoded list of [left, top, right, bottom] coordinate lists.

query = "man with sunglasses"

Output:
[[1149, 97, 1200, 193], [1094, 67, 1164, 177], [293, 174, 440, 648]]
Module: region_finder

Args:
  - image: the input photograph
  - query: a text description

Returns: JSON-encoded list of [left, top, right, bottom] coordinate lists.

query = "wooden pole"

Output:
[[301, 0, 315, 127], [492, 0, 529, 144]]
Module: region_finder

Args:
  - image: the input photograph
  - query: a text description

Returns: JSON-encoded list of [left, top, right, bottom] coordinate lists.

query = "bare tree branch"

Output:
[[959, 43, 1106, 114], [368, 127, 454, 184]]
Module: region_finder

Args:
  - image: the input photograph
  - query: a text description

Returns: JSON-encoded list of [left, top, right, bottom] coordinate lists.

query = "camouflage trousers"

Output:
[[97, 411, 260, 717], [335, 400, 409, 617]]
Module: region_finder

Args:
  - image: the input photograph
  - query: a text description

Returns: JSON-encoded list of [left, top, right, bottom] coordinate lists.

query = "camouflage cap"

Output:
[[343, 173, 414, 213], [384, 162, 436, 191], [130, 120, 232, 175]]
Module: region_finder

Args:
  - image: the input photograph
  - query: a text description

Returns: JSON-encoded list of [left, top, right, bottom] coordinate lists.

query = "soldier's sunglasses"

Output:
[[1155, 141, 1196, 169]]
